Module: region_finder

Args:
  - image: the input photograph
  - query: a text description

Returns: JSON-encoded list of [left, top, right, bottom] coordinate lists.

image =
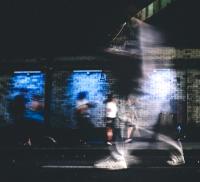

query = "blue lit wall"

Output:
[[9, 71, 45, 124], [51, 70, 109, 128], [10, 71, 44, 97], [67, 70, 109, 127]]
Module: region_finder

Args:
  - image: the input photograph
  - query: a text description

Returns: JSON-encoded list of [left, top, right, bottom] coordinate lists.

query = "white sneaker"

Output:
[[167, 155, 185, 166], [106, 141, 113, 145], [94, 156, 127, 170]]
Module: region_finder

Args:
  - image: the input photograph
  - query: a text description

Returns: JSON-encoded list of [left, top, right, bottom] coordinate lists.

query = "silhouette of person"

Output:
[[94, 17, 185, 170], [105, 94, 118, 145], [10, 88, 31, 146], [118, 96, 138, 143], [75, 91, 95, 144], [27, 94, 44, 124]]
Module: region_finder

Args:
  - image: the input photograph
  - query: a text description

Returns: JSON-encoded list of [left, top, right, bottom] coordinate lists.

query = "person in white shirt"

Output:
[[105, 94, 118, 145]]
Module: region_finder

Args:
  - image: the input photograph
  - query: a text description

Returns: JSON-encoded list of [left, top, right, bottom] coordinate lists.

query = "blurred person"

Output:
[[75, 91, 95, 144], [105, 94, 118, 145], [118, 96, 138, 143], [26, 94, 45, 124], [30, 95, 44, 112], [94, 17, 185, 170]]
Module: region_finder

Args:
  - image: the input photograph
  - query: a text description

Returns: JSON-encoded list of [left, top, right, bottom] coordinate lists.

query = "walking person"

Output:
[[75, 91, 95, 144], [105, 94, 118, 145]]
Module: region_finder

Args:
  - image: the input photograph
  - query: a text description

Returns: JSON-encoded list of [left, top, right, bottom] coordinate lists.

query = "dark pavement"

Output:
[[0, 141, 200, 182]]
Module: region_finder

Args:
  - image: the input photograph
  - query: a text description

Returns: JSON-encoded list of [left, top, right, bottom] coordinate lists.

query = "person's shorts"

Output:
[[125, 122, 135, 127], [106, 117, 115, 128]]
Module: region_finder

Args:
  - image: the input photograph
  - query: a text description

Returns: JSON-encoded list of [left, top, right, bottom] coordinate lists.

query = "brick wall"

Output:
[[0, 71, 45, 126], [0, 62, 200, 129], [50, 70, 110, 128]]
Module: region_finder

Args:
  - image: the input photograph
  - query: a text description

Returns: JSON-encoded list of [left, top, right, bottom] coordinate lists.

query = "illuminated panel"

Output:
[[9, 71, 45, 124], [133, 69, 177, 128], [50, 70, 109, 128], [0, 71, 45, 126]]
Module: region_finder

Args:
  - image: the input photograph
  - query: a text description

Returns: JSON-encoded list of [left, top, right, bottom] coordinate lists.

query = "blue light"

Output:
[[9, 71, 45, 123], [10, 72, 44, 97], [66, 70, 109, 127]]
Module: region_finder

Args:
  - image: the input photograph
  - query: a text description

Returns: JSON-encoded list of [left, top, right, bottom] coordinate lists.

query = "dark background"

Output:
[[0, 0, 150, 57], [0, 0, 199, 57]]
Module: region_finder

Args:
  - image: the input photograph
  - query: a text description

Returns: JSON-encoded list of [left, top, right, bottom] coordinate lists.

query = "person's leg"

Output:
[[105, 119, 115, 145], [125, 126, 134, 143], [140, 125, 185, 166], [77, 116, 87, 144], [94, 125, 127, 170], [106, 127, 113, 145]]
